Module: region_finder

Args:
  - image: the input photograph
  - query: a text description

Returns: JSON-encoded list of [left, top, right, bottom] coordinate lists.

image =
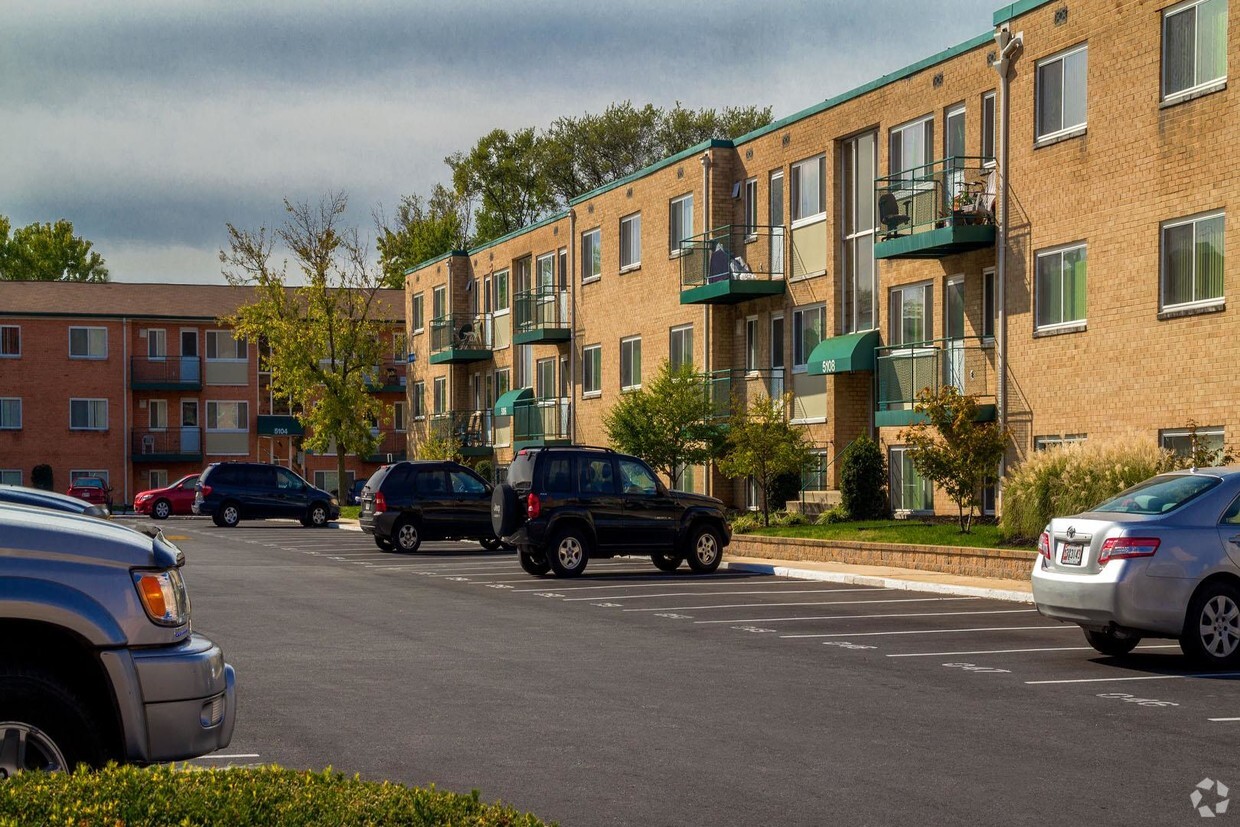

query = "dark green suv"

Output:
[[491, 446, 731, 578]]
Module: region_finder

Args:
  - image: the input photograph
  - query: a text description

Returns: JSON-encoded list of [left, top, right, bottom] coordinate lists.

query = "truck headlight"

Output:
[[132, 568, 191, 627]]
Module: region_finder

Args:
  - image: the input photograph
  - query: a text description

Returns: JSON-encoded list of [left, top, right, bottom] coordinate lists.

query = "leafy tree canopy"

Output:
[[719, 394, 814, 527], [0, 216, 109, 282], [376, 185, 470, 289]]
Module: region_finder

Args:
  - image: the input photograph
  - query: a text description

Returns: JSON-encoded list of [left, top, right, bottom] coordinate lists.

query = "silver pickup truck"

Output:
[[0, 505, 236, 774]]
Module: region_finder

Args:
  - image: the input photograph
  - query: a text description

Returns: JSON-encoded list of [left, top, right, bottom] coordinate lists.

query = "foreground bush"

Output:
[[1000, 432, 1176, 541], [0, 765, 551, 827], [839, 436, 887, 520]]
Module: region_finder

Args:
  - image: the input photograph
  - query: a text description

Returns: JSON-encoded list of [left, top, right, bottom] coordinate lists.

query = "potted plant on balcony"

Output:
[[950, 190, 976, 225]]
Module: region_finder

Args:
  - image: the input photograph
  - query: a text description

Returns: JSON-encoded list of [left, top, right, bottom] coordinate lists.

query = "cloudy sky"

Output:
[[3, 0, 1000, 284]]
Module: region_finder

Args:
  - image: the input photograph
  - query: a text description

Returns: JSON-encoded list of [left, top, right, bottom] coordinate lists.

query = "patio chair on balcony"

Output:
[[707, 244, 731, 283], [141, 434, 156, 454], [456, 323, 476, 348], [878, 192, 911, 239]]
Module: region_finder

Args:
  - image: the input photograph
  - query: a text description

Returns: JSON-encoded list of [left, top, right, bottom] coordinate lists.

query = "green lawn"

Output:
[[338, 505, 360, 520], [746, 520, 1035, 550]]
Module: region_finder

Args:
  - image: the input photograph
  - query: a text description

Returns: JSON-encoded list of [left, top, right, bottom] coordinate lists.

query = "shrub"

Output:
[[815, 505, 849, 525], [473, 459, 495, 483], [31, 464, 53, 491], [770, 510, 810, 527], [767, 471, 803, 512], [0, 764, 551, 827], [729, 512, 762, 534], [1000, 431, 1178, 541], [839, 436, 887, 520]]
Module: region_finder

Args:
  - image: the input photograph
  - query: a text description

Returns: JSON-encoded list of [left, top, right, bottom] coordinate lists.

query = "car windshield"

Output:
[[1092, 474, 1220, 515], [507, 452, 535, 487]]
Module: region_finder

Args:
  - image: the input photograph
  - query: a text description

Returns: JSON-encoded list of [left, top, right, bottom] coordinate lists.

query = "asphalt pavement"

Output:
[[134, 517, 1240, 826]]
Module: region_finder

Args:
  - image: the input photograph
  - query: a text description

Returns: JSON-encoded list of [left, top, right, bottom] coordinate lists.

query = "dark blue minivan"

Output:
[[193, 462, 339, 528]]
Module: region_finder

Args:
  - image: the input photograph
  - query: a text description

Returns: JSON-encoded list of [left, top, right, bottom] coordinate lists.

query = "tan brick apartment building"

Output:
[[0, 282, 406, 504], [405, 0, 1237, 514]]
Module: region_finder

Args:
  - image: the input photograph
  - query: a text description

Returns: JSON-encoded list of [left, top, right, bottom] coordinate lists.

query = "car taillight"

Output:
[[1037, 532, 1051, 559], [374, 492, 387, 513], [527, 492, 541, 519], [199, 485, 211, 497], [1099, 537, 1160, 564]]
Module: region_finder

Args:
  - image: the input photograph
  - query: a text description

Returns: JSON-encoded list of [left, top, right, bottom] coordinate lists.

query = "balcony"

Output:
[[874, 336, 996, 428], [130, 356, 202, 391], [364, 359, 408, 393], [702, 368, 787, 420], [365, 431, 408, 463], [513, 288, 571, 345], [494, 389, 571, 450], [873, 157, 996, 260], [430, 409, 493, 457], [679, 225, 787, 305], [429, 313, 493, 364], [131, 427, 204, 463]]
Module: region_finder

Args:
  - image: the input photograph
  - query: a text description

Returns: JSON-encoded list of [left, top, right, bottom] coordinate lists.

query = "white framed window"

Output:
[[620, 213, 641, 271], [769, 170, 785, 278], [889, 116, 934, 180], [1035, 433, 1088, 451], [412, 380, 425, 419], [393, 402, 407, 432], [889, 282, 933, 346], [433, 376, 447, 415], [492, 271, 509, 314], [981, 91, 997, 163], [493, 368, 510, 400], [0, 326, 20, 358], [1161, 426, 1226, 463], [1035, 43, 1088, 142], [674, 462, 699, 494], [1161, 211, 1225, 310], [149, 399, 168, 430], [146, 328, 167, 359], [0, 469, 21, 486], [412, 293, 424, 333], [790, 155, 826, 224], [432, 285, 447, 319], [1035, 243, 1087, 330], [0, 398, 21, 430], [744, 476, 760, 511], [620, 336, 642, 391], [1163, 0, 1228, 101], [205, 401, 247, 431], [535, 357, 556, 401], [669, 325, 693, 371], [745, 317, 759, 373], [792, 305, 825, 372], [743, 178, 758, 237], [982, 267, 997, 341], [582, 344, 602, 397], [69, 398, 108, 430], [314, 470, 355, 496], [841, 130, 877, 333], [149, 469, 168, 490], [669, 194, 694, 254], [68, 326, 107, 359], [536, 252, 555, 293], [70, 470, 109, 485], [205, 330, 245, 360], [890, 446, 933, 513], [582, 228, 602, 282]]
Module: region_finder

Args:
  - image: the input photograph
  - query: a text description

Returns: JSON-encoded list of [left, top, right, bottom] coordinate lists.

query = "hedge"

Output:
[[0, 765, 553, 827]]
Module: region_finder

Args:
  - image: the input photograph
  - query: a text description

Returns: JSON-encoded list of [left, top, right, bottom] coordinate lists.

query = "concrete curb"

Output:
[[720, 561, 1035, 604], [330, 520, 362, 532]]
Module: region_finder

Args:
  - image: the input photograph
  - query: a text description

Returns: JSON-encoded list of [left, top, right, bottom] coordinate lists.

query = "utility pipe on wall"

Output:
[[700, 150, 712, 497]]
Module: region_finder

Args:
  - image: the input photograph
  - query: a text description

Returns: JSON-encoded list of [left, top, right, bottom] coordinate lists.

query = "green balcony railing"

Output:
[[873, 156, 996, 259], [130, 356, 202, 390], [875, 336, 996, 427], [131, 427, 204, 462], [513, 288, 570, 344], [513, 397, 571, 448], [430, 409, 493, 456], [429, 313, 493, 364], [363, 359, 408, 392], [679, 225, 788, 305], [702, 368, 787, 420]]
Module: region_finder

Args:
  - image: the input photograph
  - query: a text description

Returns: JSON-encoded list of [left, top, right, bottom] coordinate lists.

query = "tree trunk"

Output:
[[336, 429, 348, 503]]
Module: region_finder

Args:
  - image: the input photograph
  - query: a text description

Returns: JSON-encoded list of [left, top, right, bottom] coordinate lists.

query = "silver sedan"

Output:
[[1031, 468, 1240, 667]]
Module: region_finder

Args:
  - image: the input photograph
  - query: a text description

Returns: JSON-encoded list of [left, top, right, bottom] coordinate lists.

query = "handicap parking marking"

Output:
[[1025, 672, 1240, 685], [691, 603, 1014, 624], [885, 644, 1182, 658]]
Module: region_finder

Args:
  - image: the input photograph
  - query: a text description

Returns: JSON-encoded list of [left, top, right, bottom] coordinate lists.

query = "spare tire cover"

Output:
[[492, 483, 522, 537]]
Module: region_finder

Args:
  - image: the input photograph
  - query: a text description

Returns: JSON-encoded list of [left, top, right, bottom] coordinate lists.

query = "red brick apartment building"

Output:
[[0, 281, 406, 504], [404, 0, 1237, 514]]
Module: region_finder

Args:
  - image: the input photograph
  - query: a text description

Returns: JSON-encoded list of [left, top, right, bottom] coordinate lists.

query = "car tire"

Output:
[[394, 518, 422, 553], [519, 550, 551, 576], [652, 552, 682, 573], [546, 527, 589, 578], [374, 536, 395, 552], [306, 502, 330, 528], [480, 537, 503, 552], [218, 501, 241, 528], [1083, 628, 1141, 657], [0, 667, 107, 773], [1180, 580, 1240, 668], [685, 523, 724, 574], [491, 483, 523, 538], [151, 499, 171, 520]]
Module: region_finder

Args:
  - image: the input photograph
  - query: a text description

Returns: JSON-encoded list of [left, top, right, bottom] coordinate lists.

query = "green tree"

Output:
[[0, 216, 109, 282], [719, 394, 814, 527], [538, 102, 664, 204], [602, 361, 725, 489], [899, 385, 1009, 533], [220, 193, 388, 496], [839, 436, 888, 520], [447, 127, 555, 244], [654, 102, 773, 154], [376, 185, 470, 288]]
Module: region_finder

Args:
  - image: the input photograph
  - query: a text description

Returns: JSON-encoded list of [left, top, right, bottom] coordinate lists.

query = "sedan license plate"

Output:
[[1060, 543, 1085, 566]]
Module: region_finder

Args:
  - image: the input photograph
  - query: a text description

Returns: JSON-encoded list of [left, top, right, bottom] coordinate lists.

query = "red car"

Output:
[[67, 476, 113, 509], [133, 474, 199, 520]]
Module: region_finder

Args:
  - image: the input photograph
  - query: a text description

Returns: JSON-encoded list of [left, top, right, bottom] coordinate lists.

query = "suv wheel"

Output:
[[394, 519, 422, 553], [519, 550, 551, 576], [652, 552, 682, 573], [686, 524, 723, 574], [217, 502, 241, 528], [1181, 581, 1240, 667], [374, 536, 394, 552], [547, 527, 589, 578], [152, 499, 171, 520], [0, 667, 106, 773], [306, 503, 330, 528]]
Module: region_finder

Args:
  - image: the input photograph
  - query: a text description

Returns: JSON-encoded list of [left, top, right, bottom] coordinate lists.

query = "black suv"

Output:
[[193, 462, 340, 528], [491, 446, 731, 577], [358, 460, 505, 553]]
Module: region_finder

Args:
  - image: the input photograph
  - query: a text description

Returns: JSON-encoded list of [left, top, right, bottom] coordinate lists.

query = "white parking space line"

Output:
[[563, 588, 892, 602], [504, 574, 765, 592], [780, 623, 1069, 639], [886, 644, 1181, 658], [700, 608, 1031, 625], [631, 597, 979, 614], [197, 753, 261, 759], [1208, 717, 1240, 722], [1026, 672, 1240, 685]]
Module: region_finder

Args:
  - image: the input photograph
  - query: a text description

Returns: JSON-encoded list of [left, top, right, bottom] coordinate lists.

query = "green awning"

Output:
[[494, 387, 534, 417], [256, 414, 304, 436], [807, 330, 880, 375]]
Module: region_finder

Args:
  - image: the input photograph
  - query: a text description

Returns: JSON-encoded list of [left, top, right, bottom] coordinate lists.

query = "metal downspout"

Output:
[[568, 209, 577, 444], [993, 26, 1022, 509], [123, 317, 130, 505], [701, 151, 712, 497]]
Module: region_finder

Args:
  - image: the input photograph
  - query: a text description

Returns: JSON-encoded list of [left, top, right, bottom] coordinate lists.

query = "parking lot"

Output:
[[135, 517, 1240, 826]]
